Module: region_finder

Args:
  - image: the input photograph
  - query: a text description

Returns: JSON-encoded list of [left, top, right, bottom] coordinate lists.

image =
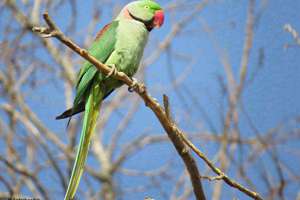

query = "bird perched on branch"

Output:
[[56, 1, 164, 199]]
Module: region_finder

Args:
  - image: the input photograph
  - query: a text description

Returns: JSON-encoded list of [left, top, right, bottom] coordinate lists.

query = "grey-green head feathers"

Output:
[[127, 0, 163, 22], [116, 0, 164, 31]]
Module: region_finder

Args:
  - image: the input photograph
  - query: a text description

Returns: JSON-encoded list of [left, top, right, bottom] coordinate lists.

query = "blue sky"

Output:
[[1, 0, 300, 199]]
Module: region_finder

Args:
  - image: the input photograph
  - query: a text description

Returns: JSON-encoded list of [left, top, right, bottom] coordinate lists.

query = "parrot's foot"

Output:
[[106, 64, 117, 78], [128, 77, 138, 92]]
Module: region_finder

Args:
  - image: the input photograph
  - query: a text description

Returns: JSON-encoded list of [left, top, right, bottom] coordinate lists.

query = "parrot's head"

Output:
[[118, 0, 164, 31]]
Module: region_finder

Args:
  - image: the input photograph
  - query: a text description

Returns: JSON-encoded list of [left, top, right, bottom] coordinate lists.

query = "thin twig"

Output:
[[284, 24, 300, 46], [179, 132, 263, 200]]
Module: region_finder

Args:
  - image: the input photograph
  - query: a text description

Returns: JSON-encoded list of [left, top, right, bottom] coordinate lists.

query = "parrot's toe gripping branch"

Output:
[[105, 64, 117, 78], [128, 77, 139, 92]]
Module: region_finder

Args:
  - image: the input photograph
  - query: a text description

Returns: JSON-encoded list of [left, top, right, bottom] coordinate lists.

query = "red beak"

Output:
[[153, 10, 164, 28]]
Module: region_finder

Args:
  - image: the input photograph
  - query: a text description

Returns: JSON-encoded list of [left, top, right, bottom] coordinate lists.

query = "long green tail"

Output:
[[64, 84, 103, 200]]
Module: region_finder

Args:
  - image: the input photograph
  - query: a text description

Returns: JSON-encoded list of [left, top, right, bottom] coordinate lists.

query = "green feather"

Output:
[[73, 21, 119, 110], [76, 21, 119, 87], [64, 80, 104, 200]]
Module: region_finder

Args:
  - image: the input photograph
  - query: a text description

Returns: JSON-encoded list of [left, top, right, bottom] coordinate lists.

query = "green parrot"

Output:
[[56, 1, 164, 199]]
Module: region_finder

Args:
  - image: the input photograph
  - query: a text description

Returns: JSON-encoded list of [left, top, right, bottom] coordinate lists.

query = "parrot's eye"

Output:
[[144, 5, 149, 9]]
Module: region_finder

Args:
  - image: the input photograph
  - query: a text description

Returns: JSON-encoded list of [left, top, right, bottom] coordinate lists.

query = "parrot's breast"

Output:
[[114, 19, 149, 76]]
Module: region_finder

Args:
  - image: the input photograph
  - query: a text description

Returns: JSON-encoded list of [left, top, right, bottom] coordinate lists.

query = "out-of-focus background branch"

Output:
[[0, 0, 300, 200]]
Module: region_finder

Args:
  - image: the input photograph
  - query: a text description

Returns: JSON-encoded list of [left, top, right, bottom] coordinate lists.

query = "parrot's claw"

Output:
[[128, 77, 138, 92], [106, 64, 117, 78]]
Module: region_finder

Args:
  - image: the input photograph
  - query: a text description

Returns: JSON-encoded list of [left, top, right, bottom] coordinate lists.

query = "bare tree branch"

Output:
[[33, 12, 207, 200]]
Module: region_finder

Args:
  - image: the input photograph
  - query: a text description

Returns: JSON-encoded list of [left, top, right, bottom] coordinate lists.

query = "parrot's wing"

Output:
[[75, 21, 119, 89], [56, 21, 119, 119], [56, 89, 114, 120], [74, 20, 119, 107]]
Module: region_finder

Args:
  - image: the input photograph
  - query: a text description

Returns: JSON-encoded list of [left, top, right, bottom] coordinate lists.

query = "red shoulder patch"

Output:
[[95, 23, 111, 40]]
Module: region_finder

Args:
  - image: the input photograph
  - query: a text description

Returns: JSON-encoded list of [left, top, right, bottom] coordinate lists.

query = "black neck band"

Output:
[[128, 12, 153, 32]]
